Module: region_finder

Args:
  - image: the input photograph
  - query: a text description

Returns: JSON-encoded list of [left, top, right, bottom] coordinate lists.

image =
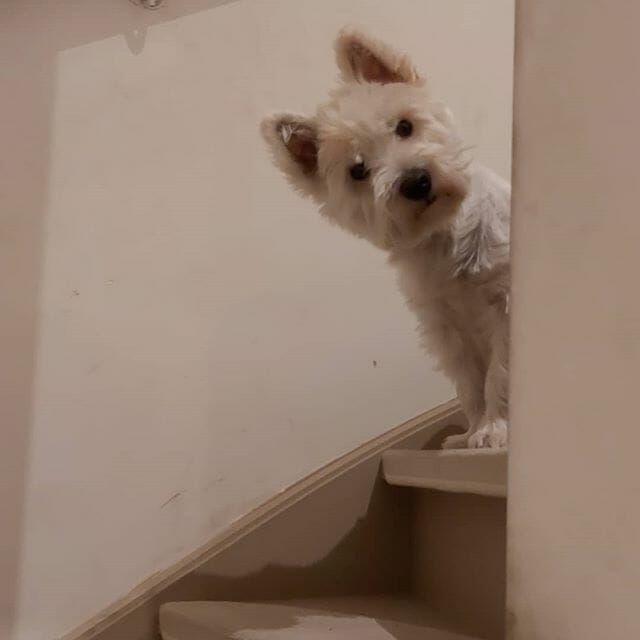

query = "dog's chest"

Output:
[[395, 251, 505, 356]]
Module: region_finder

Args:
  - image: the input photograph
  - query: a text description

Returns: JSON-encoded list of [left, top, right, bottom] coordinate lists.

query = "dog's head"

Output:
[[262, 28, 471, 252]]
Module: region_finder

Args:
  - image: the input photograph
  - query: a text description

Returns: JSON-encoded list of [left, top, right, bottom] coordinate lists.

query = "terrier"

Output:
[[261, 29, 510, 449]]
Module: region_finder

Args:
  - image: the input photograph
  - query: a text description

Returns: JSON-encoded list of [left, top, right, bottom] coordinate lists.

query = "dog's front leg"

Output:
[[442, 363, 486, 449], [467, 323, 509, 449]]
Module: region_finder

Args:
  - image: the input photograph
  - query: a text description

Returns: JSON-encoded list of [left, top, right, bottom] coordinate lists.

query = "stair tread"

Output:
[[382, 448, 507, 497], [159, 596, 481, 640]]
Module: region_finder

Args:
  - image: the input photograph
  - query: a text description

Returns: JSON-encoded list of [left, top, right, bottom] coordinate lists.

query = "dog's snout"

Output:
[[399, 169, 432, 201]]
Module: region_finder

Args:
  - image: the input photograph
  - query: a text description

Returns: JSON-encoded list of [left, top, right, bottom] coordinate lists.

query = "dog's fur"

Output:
[[261, 29, 510, 448]]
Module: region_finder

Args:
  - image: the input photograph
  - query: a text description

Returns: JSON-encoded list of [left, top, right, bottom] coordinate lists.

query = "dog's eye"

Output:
[[395, 119, 413, 138], [349, 162, 369, 181]]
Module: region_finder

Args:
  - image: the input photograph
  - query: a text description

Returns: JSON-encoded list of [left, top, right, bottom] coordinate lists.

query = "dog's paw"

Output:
[[442, 431, 471, 450], [467, 419, 508, 449]]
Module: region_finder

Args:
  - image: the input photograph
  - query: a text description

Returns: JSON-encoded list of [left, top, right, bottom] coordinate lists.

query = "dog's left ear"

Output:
[[334, 27, 421, 85], [261, 114, 321, 197]]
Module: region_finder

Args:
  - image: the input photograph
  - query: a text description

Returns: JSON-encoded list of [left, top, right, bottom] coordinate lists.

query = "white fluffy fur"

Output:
[[261, 28, 511, 448]]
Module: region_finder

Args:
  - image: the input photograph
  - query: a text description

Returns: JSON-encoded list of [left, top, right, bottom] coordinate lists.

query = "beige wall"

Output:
[[508, 2, 640, 638], [0, 1, 513, 638]]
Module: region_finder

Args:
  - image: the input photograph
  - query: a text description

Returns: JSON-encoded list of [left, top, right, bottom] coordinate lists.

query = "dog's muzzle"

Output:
[[399, 169, 433, 202]]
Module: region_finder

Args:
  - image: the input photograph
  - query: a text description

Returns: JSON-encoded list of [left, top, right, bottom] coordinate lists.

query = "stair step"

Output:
[[159, 596, 481, 640], [382, 448, 507, 497]]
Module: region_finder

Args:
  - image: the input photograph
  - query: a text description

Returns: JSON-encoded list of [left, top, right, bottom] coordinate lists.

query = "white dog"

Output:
[[261, 29, 510, 449]]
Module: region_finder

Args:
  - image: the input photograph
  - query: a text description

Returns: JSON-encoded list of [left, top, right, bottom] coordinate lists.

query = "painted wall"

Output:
[[508, 2, 640, 638], [0, 1, 513, 638]]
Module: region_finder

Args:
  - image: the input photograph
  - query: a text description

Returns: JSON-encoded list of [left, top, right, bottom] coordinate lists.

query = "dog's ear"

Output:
[[334, 27, 420, 85], [261, 114, 321, 195]]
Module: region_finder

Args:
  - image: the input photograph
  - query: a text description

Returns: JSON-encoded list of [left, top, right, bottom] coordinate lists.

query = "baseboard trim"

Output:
[[61, 398, 460, 640]]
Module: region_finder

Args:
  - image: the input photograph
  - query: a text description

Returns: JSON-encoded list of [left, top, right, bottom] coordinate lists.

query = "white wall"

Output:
[[0, 1, 513, 638], [508, 2, 640, 639]]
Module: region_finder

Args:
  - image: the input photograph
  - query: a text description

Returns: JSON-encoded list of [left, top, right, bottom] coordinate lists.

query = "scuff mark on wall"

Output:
[[160, 491, 185, 509]]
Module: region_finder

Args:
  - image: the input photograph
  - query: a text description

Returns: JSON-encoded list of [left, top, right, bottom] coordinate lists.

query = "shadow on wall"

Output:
[[90, 456, 415, 640], [73, 401, 466, 640], [93, 475, 463, 640], [0, 2, 238, 637]]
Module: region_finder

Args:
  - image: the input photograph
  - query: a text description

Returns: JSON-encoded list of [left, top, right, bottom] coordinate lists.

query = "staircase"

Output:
[[158, 418, 507, 640]]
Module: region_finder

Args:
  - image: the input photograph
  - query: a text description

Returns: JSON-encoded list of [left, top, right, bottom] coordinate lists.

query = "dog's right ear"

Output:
[[261, 114, 321, 196]]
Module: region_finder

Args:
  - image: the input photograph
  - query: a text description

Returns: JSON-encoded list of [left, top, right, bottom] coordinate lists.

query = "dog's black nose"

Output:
[[399, 169, 432, 201]]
